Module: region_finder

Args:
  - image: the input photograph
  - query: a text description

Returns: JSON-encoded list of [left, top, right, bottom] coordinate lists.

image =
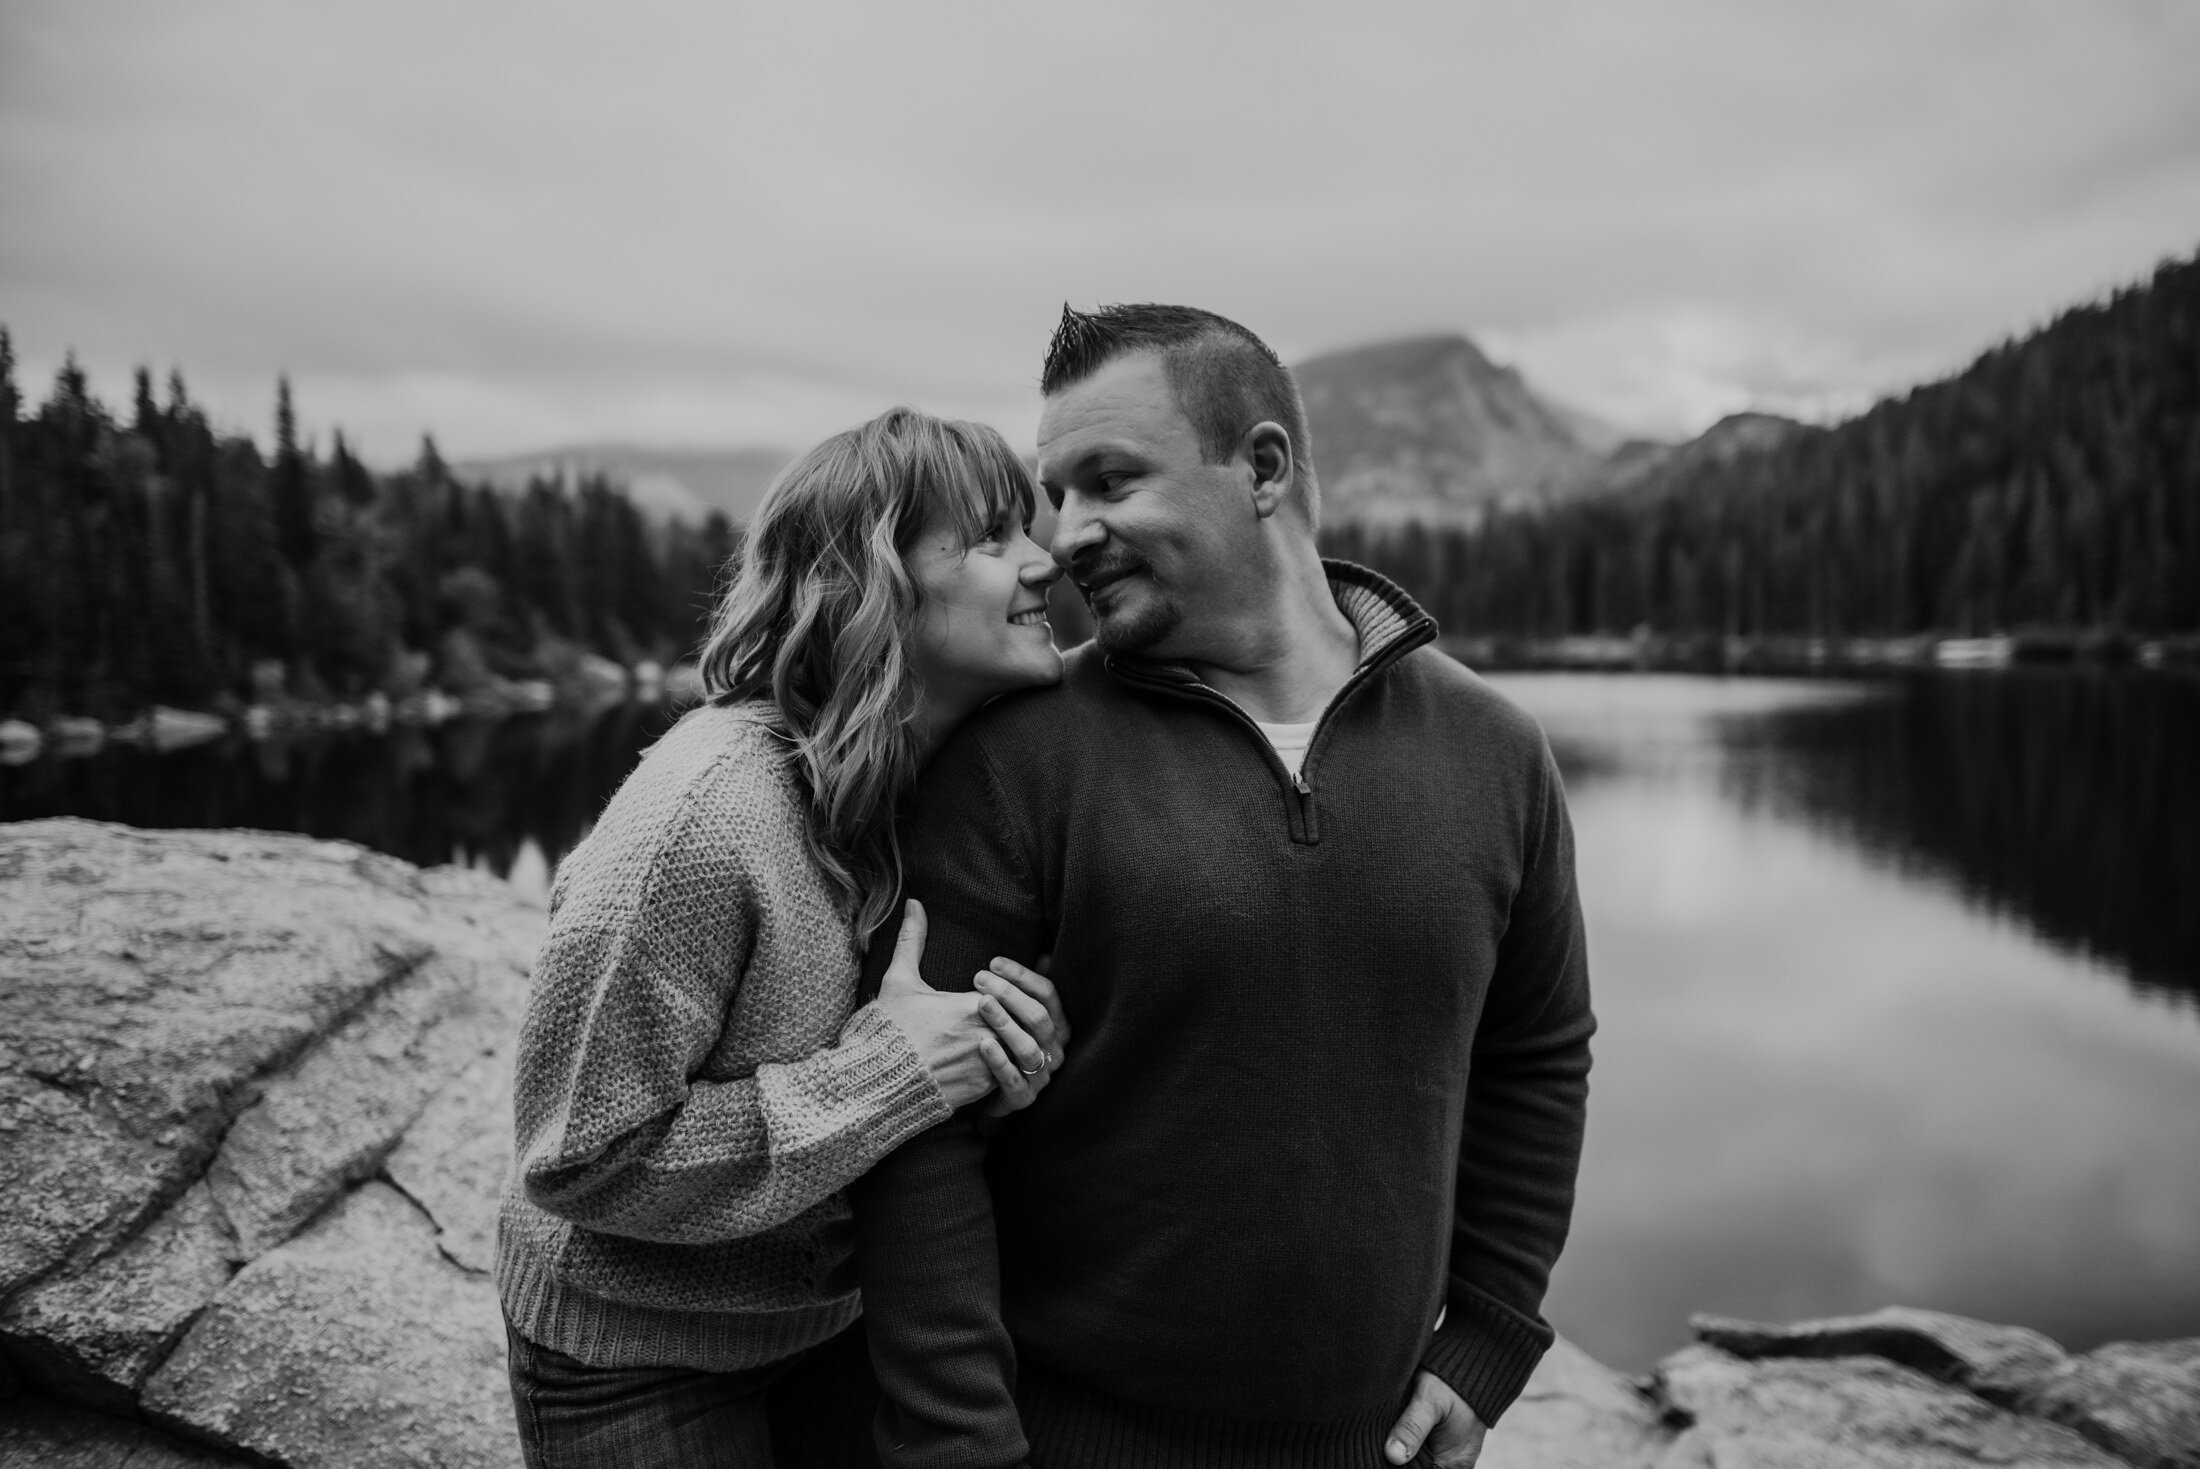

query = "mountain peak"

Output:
[[1295, 332, 1622, 527]]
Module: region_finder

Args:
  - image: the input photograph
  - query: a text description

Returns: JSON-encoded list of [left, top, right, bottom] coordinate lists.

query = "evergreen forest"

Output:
[[1324, 251, 2200, 643], [0, 340, 736, 722]]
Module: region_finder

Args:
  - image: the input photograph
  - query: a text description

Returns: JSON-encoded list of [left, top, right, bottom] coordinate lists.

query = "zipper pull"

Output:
[[1292, 770, 1313, 798]]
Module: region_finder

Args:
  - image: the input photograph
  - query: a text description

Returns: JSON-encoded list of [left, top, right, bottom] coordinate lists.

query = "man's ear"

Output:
[[1243, 421, 1294, 520]]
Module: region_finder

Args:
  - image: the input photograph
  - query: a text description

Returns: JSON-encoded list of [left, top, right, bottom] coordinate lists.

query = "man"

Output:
[[854, 303, 1593, 1469]]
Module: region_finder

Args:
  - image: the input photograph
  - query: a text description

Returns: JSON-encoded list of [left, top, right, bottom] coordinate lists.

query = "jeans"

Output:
[[504, 1317, 882, 1469]]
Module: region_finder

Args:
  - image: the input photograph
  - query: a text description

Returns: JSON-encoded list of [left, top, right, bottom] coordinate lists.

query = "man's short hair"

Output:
[[1041, 303, 1321, 524]]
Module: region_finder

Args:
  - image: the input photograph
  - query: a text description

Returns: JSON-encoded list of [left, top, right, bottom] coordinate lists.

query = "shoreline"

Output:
[[1445, 629, 2200, 676], [9, 634, 2200, 767], [0, 661, 707, 766]]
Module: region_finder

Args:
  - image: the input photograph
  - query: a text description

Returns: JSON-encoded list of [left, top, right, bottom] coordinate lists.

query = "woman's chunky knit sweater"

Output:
[[495, 701, 953, 1371]]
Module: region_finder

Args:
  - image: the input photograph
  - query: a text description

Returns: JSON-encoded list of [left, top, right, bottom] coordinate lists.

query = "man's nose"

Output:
[[1051, 505, 1104, 570]]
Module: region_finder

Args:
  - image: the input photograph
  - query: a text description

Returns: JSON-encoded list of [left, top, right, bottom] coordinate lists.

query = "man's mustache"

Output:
[[1066, 548, 1148, 597]]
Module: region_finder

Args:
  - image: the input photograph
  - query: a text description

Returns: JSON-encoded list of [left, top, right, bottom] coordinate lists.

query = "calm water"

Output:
[[5, 670, 2197, 1370], [1495, 672, 2200, 1370]]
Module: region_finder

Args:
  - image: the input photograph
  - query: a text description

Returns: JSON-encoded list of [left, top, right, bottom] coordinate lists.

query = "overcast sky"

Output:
[[4, 0, 2198, 463]]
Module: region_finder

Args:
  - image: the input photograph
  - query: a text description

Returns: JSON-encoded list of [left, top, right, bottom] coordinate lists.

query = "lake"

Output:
[[4, 668, 2196, 1372]]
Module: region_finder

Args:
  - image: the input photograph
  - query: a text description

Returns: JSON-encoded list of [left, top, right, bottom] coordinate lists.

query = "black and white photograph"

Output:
[[2, 3, 2197, 1466]]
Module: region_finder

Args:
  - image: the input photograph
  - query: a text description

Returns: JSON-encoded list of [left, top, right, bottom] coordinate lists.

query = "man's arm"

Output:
[[852, 732, 1049, 1469], [1421, 741, 1596, 1426]]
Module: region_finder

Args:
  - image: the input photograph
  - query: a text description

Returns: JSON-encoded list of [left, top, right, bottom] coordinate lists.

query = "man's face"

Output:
[[1035, 353, 1250, 659]]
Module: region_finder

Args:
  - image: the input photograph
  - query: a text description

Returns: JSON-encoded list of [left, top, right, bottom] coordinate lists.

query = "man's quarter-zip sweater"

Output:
[[853, 563, 1596, 1469]]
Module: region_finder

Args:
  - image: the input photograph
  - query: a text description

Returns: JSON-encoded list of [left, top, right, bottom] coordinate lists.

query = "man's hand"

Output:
[[1386, 1371, 1487, 1467]]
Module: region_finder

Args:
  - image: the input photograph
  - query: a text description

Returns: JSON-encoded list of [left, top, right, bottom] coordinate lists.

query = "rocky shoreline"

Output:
[[2, 819, 2194, 1468], [0, 661, 705, 767]]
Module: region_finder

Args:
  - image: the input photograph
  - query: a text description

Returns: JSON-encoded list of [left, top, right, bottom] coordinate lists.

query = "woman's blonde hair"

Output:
[[698, 406, 1037, 938]]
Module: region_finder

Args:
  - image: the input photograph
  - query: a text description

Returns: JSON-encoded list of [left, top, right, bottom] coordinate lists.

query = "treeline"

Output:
[[0, 334, 737, 721], [1326, 250, 2200, 640]]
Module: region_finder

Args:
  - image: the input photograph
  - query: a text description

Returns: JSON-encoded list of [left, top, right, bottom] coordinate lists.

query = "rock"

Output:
[[141, 1181, 519, 1469], [1693, 1306, 2069, 1407], [1481, 1335, 1665, 1469], [382, 1044, 516, 1274], [0, 820, 540, 1464], [0, 1394, 251, 1467], [0, 1183, 235, 1409], [0, 820, 530, 1301], [1690, 1308, 2200, 1467], [1652, 1342, 2126, 1468], [2025, 1338, 2200, 1469], [206, 948, 515, 1258]]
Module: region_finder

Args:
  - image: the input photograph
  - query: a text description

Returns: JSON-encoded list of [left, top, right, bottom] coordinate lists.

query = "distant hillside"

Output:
[[1295, 334, 1658, 527], [456, 445, 793, 525], [1596, 411, 1818, 495], [1324, 249, 2200, 640]]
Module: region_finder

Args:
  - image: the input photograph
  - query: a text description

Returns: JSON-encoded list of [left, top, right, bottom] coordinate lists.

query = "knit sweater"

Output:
[[496, 701, 953, 1371], [852, 563, 1595, 1469]]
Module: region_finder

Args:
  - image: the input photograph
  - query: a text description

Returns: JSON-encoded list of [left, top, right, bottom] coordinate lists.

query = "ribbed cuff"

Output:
[[1418, 1292, 1554, 1427], [834, 1002, 955, 1152]]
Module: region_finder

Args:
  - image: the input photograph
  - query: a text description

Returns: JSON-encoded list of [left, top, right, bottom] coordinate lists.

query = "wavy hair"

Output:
[[698, 406, 1036, 938]]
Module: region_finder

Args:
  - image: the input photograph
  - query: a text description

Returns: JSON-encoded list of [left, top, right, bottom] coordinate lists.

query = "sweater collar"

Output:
[[1104, 558, 1436, 687]]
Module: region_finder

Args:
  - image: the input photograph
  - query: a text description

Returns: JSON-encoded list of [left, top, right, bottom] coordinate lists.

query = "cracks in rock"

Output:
[[374, 1169, 487, 1276], [10, 943, 444, 1318]]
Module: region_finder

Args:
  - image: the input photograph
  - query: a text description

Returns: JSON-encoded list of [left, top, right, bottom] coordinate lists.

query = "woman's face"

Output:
[[907, 506, 1064, 712]]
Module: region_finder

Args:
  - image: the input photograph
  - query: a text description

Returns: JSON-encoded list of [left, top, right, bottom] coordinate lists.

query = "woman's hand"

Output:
[[872, 901, 1058, 1111], [977, 955, 1069, 1116]]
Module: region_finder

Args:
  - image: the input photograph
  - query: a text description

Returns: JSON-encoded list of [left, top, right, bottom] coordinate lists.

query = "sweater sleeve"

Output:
[[513, 765, 952, 1244], [1421, 740, 1596, 1424], [851, 733, 1039, 1469]]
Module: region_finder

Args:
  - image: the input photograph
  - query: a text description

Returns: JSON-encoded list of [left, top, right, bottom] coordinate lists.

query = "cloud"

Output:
[[4, 0, 2197, 460]]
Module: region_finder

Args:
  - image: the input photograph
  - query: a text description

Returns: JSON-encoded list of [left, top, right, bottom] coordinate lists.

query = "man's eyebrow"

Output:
[[1041, 441, 1142, 482]]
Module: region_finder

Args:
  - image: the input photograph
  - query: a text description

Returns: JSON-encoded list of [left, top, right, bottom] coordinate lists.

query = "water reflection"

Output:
[[1490, 673, 2200, 1373], [1720, 671, 2200, 1002], [0, 701, 677, 899]]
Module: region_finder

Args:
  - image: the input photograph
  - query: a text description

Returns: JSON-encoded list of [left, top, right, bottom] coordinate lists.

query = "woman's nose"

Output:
[[1019, 548, 1064, 587]]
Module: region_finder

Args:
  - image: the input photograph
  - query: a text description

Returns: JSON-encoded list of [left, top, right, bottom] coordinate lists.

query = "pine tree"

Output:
[[272, 374, 315, 568]]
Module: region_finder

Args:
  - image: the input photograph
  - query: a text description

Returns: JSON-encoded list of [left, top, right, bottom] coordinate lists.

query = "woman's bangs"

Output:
[[923, 428, 1037, 548]]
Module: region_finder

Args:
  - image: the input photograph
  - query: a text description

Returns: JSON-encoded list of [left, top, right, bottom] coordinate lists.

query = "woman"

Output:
[[495, 407, 1072, 1467]]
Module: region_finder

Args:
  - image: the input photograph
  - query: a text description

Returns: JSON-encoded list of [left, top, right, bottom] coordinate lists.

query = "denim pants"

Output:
[[504, 1317, 882, 1469]]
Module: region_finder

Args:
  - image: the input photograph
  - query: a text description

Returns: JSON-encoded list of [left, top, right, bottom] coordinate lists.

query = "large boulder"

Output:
[[1484, 1310, 2200, 1469], [1682, 1310, 2200, 1469], [1651, 1341, 2122, 1468], [0, 819, 540, 1466], [141, 1182, 514, 1469], [2024, 1339, 2200, 1469], [1693, 1306, 2067, 1407], [1480, 1335, 1665, 1468]]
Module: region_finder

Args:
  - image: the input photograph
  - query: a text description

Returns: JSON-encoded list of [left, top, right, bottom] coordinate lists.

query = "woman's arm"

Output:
[[516, 917, 956, 1243], [510, 755, 959, 1245]]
